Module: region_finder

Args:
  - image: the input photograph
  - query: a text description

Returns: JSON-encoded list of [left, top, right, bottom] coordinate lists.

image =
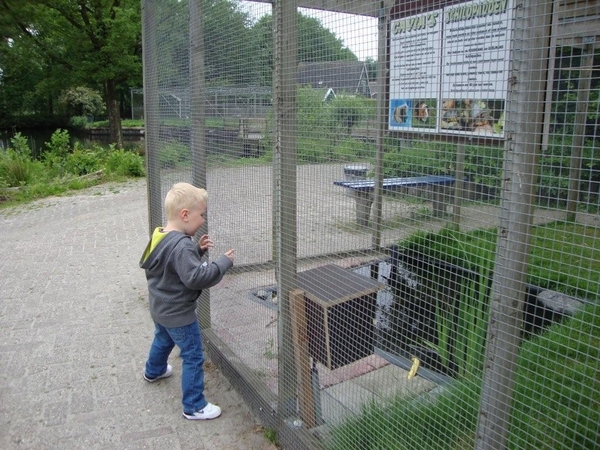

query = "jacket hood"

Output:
[[139, 228, 190, 275]]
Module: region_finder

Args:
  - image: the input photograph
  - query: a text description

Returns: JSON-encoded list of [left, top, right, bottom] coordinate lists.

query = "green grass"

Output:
[[0, 172, 135, 208], [389, 223, 599, 378], [396, 223, 600, 299], [89, 119, 144, 128], [528, 222, 600, 298], [326, 301, 600, 450]]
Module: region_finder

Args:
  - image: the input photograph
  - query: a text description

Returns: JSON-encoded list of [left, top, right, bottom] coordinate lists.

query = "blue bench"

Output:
[[334, 175, 456, 225]]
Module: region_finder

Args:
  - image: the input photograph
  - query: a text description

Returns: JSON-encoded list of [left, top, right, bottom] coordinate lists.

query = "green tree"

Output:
[[0, 3, 63, 125], [147, 0, 259, 88], [364, 57, 377, 82], [331, 95, 367, 135], [203, 0, 258, 85], [0, 0, 142, 147], [252, 11, 358, 86]]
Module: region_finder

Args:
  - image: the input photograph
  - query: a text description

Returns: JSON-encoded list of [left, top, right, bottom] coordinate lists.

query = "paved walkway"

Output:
[[2, 167, 595, 450], [0, 179, 277, 450]]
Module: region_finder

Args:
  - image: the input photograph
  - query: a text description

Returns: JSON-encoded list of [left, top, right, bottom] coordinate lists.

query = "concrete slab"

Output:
[[319, 363, 436, 426]]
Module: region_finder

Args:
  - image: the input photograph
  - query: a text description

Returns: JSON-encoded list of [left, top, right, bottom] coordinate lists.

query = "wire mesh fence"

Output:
[[141, 1, 599, 448]]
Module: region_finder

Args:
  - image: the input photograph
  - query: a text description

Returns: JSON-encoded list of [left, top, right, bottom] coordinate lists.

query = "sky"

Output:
[[239, 1, 379, 61]]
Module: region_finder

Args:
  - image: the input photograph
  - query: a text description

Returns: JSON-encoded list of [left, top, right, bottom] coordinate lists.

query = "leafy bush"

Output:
[[0, 128, 148, 207], [294, 88, 379, 164], [464, 143, 504, 186], [537, 136, 599, 208], [44, 129, 71, 157], [105, 148, 145, 177], [68, 116, 93, 129], [297, 87, 336, 140], [41, 129, 72, 176], [332, 137, 374, 161], [64, 146, 104, 176], [0, 133, 45, 187], [383, 138, 456, 177], [330, 95, 369, 135], [7, 132, 30, 154], [59, 86, 105, 119]]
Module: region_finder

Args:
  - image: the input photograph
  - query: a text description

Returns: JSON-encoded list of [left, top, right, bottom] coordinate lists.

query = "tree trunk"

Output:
[[105, 79, 123, 148]]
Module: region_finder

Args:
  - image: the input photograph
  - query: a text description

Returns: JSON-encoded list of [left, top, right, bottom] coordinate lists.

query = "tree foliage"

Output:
[[0, 0, 142, 146], [252, 12, 357, 86], [203, 0, 258, 85], [0, 0, 360, 140], [550, 46, 600, 137]]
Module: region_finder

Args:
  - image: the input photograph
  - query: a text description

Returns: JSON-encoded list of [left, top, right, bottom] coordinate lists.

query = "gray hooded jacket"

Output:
[[139, 230, 233, 328]]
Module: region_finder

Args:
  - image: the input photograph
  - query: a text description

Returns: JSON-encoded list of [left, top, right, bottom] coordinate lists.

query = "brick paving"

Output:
[[0, 179, 277, 450]]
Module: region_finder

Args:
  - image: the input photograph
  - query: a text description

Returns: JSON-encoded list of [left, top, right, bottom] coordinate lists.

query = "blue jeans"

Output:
[[145, 321, 207, 413]]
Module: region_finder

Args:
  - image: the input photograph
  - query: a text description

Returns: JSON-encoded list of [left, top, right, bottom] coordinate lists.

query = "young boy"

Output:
[[140, 182, 235, 420]]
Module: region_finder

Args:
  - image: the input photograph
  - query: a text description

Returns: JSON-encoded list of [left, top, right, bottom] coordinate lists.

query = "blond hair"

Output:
[[164, 183, 208, 220]]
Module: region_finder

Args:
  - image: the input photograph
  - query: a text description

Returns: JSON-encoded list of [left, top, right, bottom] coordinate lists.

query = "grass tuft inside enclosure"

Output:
[[326, 301, 599, 450]]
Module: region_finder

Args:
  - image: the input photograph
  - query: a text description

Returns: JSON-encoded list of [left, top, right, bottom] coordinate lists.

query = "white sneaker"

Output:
[[183, 402, 222, 420], [143, 364, 173, 382]]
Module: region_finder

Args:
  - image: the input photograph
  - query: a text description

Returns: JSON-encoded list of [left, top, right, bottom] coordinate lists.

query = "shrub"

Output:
[[64, 146, 104, 176], [41, 130, 69, 177], [383, 138, 456, 177], [464, 144, 503, 186], [59, 86, 105, 119], [44, 129, 71, 158], [332, 137, 374, 161], [7, 132, 31, 154], [0, 133, 45, 187], [68, 116, 93, 129], [331, 95, 369, 135], [105, 148, 145, 177], [0, 149, 40, 187]]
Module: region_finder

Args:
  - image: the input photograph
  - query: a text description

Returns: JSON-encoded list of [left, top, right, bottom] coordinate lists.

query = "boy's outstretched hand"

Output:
[[199, 235, 234, 262], [199, 234, 214, 251]]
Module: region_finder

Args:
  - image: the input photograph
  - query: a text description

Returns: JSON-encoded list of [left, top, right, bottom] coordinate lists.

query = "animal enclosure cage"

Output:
[[141, 1, 599, 449]]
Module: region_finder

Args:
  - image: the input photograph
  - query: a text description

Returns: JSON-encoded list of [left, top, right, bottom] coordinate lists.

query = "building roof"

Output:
[[297, 61, 371, 96]]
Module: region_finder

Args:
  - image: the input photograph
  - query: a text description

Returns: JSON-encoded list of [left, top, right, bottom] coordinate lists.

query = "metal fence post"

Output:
[[141, 0, 162, 234], [475, 2, 553, 449], [274, 0, 298, 422], [566, 43, 594, 221], [189, 0, 211, 329], [371, 1, 392, 249]]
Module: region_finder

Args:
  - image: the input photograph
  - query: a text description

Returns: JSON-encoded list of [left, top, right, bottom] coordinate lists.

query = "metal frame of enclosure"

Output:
[[142, 1, 599, 449]]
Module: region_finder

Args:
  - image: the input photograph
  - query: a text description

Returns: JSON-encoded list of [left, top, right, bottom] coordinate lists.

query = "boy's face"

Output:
[[182, 200, 206, 236]]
